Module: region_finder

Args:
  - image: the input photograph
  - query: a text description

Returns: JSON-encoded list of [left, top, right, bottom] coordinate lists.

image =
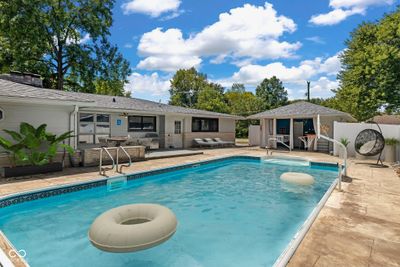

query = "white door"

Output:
[[172, 120, 183, 148]]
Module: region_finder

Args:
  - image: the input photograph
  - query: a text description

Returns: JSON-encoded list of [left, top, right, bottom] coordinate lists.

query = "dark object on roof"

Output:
[[0, 71, 43, 87], [371, 114, 400, 125], [355, 126, 385, 165]]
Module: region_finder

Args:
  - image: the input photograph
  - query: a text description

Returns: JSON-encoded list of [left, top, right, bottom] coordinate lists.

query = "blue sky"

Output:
[[108, 0, 398, 102]]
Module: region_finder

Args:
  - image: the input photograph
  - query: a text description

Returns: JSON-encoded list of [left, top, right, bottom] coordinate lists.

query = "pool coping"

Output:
[[0, 154, 339, 267]]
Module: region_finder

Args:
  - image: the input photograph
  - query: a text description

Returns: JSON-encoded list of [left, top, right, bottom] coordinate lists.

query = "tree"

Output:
[[255, 76, 288, 110], [196, 85, 229, 113], [335, 8, 400, 121], [0, 0, 130, 94], [169, 67, 209, 108], [229, 83, 245, 93], [225, 84, 264, 138]]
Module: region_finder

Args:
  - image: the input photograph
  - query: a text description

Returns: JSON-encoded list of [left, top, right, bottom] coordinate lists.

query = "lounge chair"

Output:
[[203, 138, 222, 147], [213, 138, 235, 146], [193, 138, 217, 147]]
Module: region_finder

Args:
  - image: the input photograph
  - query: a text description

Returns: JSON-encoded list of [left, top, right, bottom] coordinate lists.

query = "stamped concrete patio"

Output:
[[0, 147, 399, 267]]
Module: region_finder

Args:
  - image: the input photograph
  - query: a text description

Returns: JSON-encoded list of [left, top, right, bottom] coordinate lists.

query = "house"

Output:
[[371, 114, 400, 125], [0, 73, 241, 166], [247, 101, 355, 152]]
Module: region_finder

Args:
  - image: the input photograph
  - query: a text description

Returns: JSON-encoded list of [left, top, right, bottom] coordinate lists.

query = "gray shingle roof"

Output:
[[247, 101, 354, 120], [0, 79, 241, 119]]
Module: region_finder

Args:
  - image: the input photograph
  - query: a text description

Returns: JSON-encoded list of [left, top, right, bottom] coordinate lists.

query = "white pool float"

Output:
[[88, 203, 177, 253], [280, 172, 315, 185]]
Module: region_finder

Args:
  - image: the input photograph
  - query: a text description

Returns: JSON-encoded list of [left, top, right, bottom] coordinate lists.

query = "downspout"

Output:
[[317, 114, 346, 191], [69, 105, 79, 149]]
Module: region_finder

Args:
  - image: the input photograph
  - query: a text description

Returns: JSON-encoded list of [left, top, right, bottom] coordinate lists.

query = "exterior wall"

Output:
[[333, 122, 400, 161], [183, 117, 236, 148], [109, 113, 160, 138], [0, 102, 74, 167]]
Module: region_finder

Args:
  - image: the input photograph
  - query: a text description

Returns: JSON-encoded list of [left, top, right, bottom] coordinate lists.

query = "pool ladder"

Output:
[[99, 147, 132, 176]]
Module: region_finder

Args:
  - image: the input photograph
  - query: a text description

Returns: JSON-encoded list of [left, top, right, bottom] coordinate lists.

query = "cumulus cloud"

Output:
[[121, 0, 181, 18], [310, 0, 394, 25], [136, 2, 301, 72], [224, 52, 342, 86], [124, 72, 170, 96]]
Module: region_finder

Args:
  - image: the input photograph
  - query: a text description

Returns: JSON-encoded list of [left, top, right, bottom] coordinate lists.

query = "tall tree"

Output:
[[169, 67, 209, 108], [225, 86, 264, 137], [255, 76, 288, 109], [0, 0, 130, 94], [336, 8, 400, 121], [196, 85, 229, 114]]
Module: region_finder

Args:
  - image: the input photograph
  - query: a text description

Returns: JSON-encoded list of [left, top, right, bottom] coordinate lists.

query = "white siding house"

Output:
[[0, 76, 242, 167]]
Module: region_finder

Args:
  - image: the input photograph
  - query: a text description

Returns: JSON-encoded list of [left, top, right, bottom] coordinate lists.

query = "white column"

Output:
[[290, 118, 294, 150], [273, 118, 277, 148]]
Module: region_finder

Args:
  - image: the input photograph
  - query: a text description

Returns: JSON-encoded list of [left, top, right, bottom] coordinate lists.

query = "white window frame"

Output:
[[78, 113, 110, 144]]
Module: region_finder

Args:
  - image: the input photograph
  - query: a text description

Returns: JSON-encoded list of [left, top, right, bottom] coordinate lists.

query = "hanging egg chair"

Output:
[[354, 122, 385, 165]]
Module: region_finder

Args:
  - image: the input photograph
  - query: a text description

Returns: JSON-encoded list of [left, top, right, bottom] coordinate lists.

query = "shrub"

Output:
[[0, 122, 74, 167]]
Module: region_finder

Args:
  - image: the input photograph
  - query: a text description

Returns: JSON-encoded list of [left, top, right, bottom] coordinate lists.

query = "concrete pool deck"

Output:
[[0, 147, 399, 266]]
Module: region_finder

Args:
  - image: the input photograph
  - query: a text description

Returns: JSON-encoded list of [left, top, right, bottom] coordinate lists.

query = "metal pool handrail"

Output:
[[317, 114, 346, 190], [99, 147, 115, 176], [116, 146, 132, 173]]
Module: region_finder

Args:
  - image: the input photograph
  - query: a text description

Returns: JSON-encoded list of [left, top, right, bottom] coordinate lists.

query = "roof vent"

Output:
[[113, 98, 116, 102], [0, 71, 43, 88]]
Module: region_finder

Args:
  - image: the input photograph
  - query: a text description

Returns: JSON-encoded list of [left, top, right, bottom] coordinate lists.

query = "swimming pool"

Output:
[[0, 156, 338, 267]]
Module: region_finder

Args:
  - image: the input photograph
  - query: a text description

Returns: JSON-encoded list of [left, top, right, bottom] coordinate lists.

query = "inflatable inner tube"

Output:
[[89, 204, 177, 253], [280, 172, 315, 185]]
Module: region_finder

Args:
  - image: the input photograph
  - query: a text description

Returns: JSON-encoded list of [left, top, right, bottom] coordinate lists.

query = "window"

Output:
[[192, 117, 219, 132], [128, 116, 156, 132], [78, 113, 110, 144], [174, 121, 182, 134], [0, 107, 3, 121]]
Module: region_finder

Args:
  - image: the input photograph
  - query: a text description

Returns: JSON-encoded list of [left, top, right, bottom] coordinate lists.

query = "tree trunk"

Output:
[[57, 46, 64, 90]]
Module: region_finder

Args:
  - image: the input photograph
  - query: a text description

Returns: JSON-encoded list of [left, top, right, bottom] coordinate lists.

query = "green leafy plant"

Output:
[[340, 137, 350, 147], [385, 138, 399, 146], [0, 122, 74, 167]]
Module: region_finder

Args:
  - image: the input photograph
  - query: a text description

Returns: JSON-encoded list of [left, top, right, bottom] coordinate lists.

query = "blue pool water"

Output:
[[0, 157, 337, 267]]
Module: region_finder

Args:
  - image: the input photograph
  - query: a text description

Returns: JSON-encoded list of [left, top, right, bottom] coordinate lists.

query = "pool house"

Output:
[[248, 101, 355, 152]]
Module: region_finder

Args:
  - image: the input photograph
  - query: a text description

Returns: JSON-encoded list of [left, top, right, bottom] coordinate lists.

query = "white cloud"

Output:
[[124, 43, 133, 49], [309, 76, 339, 97], [125, 72, 170, 96], [215, 52, 343, 95], [305, 36, 325, 44], [310, 0, 394, 25], [121, 0, 181, 17], [136, 2, 300, 72]]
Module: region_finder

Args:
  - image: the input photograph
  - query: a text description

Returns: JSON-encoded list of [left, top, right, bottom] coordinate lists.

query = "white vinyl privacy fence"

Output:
[[248, 125, 261, 146], [333, 122, 400, 161]]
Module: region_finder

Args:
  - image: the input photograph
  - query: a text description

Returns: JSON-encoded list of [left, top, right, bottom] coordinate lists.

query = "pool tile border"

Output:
[[0, 156, 258, 208]]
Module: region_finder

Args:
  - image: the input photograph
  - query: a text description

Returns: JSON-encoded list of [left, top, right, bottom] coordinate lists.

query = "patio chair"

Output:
[[193, 138, 215, 147], [213, 138, 234, 146], [203, 138, 222, 147], [98, 137, 108, 147]]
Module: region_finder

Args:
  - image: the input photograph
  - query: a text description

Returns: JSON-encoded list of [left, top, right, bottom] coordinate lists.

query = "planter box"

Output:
[[1, 162, 63, 178]]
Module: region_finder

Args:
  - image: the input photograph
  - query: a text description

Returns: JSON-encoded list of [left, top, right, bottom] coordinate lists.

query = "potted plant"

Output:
[[0, 122, 74, 177], [339, 137, 350, 159], [384, 138, 399, 163]]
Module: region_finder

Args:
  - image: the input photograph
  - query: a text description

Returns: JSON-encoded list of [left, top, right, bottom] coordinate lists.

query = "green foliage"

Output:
[[0, 122, 74, 167], [340, 137, 350, 147], [196, 85, 230, 114], [0, 0, 130, 94], [255, 76, 288, 110], [335, 8, 400, 121], [169, 67, 209, 108], [385, 138, 399, 146]]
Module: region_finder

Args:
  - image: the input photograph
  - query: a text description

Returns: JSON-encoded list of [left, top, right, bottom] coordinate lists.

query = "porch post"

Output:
[[273, 118, 277, 148], [290, 118, 294, 150]]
